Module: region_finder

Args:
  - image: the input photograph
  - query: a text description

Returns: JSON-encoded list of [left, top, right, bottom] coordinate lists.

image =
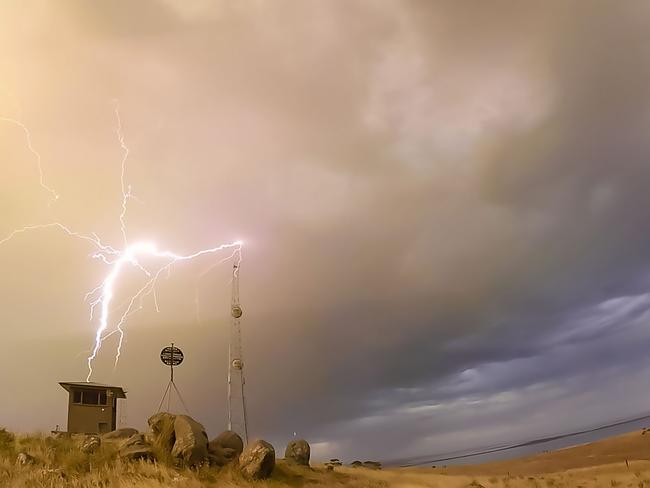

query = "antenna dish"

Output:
[[160, 345, 184, 366], [231, 305, 243, 318]]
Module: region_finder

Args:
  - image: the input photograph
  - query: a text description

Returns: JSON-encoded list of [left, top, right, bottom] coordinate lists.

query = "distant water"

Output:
[[392, 414, 650, 467]]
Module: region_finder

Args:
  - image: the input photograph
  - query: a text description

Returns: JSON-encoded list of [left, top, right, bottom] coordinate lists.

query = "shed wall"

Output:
[[67, 395, 116, 434]]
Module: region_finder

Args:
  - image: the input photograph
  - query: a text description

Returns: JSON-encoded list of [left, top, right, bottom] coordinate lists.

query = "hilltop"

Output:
[[3, 427, 650, 487], [0, 427, 381, 487]]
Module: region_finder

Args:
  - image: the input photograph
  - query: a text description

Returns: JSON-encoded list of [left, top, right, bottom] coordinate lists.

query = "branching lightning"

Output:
[[85, 240, 242, 380], [114, 101, 132, 247], [1, 117, 60, 205], [1, 107, 242, 382]]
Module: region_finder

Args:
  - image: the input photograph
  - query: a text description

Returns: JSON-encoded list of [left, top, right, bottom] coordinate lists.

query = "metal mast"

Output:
[[228, 262, 249, 444]]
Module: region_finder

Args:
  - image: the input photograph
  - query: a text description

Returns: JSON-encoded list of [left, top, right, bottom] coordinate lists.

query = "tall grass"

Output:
[[0, 428, 386, 487]]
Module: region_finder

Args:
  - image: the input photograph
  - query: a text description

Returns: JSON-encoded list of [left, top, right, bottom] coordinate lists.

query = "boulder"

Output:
[[171, 415, 209, 466], [102, 428, 138, 440], [15, 452, 36, 466], [208, 430, 244, 466], [239, 440, 275, 480], [119, 434, 155, 462], [121, 434, 146, 449], [148, 412, 176, 451], [285, 439, 310, 466], [80, 435, 101, 454]]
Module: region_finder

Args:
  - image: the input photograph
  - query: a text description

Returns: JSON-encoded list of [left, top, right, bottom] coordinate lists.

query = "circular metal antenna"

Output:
[[231, 305, 243, 318], [160, 345, 184, 366]]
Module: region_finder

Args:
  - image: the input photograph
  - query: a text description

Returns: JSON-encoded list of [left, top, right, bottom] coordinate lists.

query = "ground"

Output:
[[2, 428, 650, 487], [351, 429, 650, 488]]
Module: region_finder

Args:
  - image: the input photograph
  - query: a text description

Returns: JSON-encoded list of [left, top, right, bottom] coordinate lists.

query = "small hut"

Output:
[[59, 382, 126, 434]]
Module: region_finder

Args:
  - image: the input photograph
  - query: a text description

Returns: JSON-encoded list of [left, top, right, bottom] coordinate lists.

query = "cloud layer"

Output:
[[1, 0, 650, 461]]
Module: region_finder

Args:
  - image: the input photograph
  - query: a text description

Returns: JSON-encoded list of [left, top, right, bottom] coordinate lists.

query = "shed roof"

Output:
[[59, 382, 127, 398]]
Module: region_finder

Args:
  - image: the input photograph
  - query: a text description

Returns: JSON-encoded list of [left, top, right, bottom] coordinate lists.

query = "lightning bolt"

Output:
[[114, 101, 132, 247], [0, 117, 60, 205], [1, 105, 243, 382], [86, 240, 242, 380]]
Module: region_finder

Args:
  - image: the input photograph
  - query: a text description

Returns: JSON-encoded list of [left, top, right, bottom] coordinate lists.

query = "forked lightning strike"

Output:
[[85, 240, 242, 380], [0, 109, 242, 381]]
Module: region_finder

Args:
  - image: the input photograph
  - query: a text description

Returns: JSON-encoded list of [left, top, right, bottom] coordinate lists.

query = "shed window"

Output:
[[72, 389, 109, 405], [83, 390, 99, 405]]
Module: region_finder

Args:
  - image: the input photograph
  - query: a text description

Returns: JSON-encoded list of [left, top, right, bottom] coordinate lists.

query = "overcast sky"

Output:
[[2, 0, 650, 463]]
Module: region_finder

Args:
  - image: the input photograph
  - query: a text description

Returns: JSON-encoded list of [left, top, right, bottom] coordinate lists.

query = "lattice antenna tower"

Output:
[[228, 262, 249, 444]]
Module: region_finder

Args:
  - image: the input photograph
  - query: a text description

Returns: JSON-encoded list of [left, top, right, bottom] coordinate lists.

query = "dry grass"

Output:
[[0, 429, 386, 487], [4, 429, 650, 487], [342, 463, 650, 488], [331, 429, 650, 488]]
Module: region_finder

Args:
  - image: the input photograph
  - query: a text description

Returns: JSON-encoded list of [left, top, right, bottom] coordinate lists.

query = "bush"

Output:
[[0, 428, 15, 456]]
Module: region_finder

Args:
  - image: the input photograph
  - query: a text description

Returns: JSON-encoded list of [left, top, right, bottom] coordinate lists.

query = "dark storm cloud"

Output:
[[2, 0, 650, 462], [288, 0, 650, 457]]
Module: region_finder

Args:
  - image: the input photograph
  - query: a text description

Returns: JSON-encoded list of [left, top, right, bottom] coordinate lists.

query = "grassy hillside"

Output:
[[0, 428, 383, 487], [4, 428, 650, 487], [430, 429, 650, 476]]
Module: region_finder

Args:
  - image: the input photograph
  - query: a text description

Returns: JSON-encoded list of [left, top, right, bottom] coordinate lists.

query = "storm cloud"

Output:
[[1, 0, 650, 462]]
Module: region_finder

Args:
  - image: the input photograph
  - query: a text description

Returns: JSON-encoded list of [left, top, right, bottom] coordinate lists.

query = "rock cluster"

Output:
[[146, 413, 208, 467], [88, 412, 294, 481]]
